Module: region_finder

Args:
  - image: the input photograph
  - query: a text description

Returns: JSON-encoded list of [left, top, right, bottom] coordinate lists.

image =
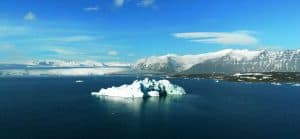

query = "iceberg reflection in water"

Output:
[[93, 95, 185, 117]]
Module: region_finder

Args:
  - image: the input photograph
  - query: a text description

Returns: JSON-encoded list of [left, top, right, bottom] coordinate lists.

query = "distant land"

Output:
[[172, 72, 300, 83], [1, 49, 300, 83], [0, 60, 131, 76]]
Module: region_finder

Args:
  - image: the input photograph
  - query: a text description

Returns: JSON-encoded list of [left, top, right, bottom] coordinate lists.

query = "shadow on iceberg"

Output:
[[91, 78, 186, 98]]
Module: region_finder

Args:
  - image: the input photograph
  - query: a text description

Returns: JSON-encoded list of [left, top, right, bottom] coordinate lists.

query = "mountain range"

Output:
[[0, 60, 131, 69], [1, 49, 300, 74], [134, 49, 300, 73]]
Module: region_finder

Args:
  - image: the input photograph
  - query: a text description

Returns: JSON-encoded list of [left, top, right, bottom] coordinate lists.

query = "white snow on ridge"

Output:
[[136, 54, 177, 68], [26, 60, 105, 67], [22, 60, 131, 68], [136, 49, 263, 71], [104, 62, 131, 67], [91, 78, 186, 98], [35, 68, 126, 76], [233, 73, 266, 76]]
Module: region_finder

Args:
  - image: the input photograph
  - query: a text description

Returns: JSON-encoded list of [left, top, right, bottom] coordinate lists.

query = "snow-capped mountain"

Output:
[[102, 62, 132, 67], [134, 49, 300, 73], [0, 60, 132, 68], [0, 60, 131, 76]]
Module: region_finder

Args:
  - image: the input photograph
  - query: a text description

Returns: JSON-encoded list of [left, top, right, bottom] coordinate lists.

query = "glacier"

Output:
[[91, 78, 186, 98], [0, 60, 132, 77], [0, 67, 128, 76], [0, 60, 131, 69]]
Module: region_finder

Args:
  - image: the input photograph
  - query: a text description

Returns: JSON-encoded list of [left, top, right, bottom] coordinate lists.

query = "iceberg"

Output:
[[91, 78, 186, 98]]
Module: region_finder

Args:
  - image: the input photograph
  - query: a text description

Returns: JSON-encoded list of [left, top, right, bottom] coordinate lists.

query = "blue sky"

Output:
[[0, 0, 299, 63]]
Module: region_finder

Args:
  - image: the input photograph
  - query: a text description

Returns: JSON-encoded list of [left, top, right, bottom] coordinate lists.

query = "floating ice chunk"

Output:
[[233, 73, 265, 76], [75, 80, 84, 83], [292, 83, 300, 87], [271, 82, 281, 86], [91, 78, 186, 98]]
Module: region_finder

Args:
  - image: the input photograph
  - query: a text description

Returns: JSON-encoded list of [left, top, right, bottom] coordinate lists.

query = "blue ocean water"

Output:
[[0, 76, 300, 139]]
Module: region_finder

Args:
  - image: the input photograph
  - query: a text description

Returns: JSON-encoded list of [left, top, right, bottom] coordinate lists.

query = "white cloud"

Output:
[[114, 0, 125, 7], [173, 31, 258, 45], [137, 0, 155, 7], [84, 6, 99, 12], [108, 50, 118, 56], [48, 48, 77, 55], [48, 35, 96, 42], [24, 12, 36, 21]]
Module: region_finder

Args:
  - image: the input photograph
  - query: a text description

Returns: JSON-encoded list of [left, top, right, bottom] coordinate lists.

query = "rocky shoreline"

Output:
[[172, 72, 300, 83]]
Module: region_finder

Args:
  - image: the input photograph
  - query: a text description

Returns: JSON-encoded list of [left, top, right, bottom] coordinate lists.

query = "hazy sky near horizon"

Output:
[[0, 0, 299, 63]]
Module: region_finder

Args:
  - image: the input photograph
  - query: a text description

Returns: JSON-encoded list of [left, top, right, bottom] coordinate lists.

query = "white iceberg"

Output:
[[91, 78, 186, 98]]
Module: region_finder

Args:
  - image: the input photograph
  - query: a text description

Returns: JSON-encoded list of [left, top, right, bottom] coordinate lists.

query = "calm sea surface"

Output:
[[0, 76, 300, 139]]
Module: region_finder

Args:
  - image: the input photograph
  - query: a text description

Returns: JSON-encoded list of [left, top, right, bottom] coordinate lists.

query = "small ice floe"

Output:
[[215, 80, 220, 83], [237, 79, 243, 82], [233, 73, 265, 77], [91, 78, 186, 98], [166, 75, 172, 79], [240, 76, 257, 80], [271, 82, 281, 86], [160, 75, 172, 79], [75, 80, 84, 83], [262, 76, 272, 79], [292, 83, 300, 87]]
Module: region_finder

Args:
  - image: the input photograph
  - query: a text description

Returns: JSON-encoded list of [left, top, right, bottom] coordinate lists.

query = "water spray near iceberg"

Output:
[[91, 78, 186, 98]]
